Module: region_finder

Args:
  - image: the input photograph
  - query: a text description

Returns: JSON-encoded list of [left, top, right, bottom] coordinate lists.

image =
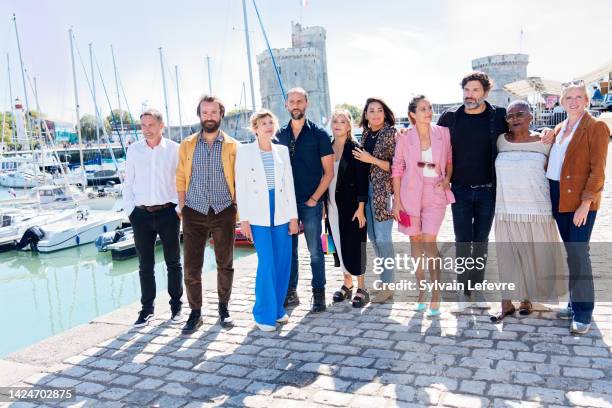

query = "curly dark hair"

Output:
[[359, 97, 395, 129], [461, 72, 492, 93]]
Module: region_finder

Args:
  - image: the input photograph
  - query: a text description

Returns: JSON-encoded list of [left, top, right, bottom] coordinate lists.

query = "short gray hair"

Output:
[[507, 100, 531, 113], [286, 87, 308, 101], [140, 108, 164, 122]]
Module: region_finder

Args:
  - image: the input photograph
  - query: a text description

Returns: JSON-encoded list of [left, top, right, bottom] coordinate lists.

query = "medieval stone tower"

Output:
[[257, 23, 332, 126], [472, 54, 529, 107]]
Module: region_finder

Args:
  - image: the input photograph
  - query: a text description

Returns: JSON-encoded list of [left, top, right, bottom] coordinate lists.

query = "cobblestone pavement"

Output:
[[2, 148, 612, 408]]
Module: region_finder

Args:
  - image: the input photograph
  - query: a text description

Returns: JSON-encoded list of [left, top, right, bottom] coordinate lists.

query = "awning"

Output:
[[504, 77, 563, 97], [575, 60, 612, 83]]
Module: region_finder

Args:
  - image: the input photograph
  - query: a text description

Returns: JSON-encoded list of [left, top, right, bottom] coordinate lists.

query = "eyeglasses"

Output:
[[505, 111, 529, 121], [417, 161, 436, 169], [561, 79, 584, 88], [289, 138, 296, 157]]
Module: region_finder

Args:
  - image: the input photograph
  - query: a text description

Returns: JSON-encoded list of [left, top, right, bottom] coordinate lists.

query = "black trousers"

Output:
[[130, 205, 183, 313]]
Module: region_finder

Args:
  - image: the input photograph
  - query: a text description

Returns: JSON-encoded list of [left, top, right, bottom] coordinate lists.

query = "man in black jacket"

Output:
[[438, 72, 507, 312]]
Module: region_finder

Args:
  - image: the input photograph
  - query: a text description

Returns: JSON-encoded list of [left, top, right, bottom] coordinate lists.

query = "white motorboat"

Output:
[[0, 208, 75, 251], [0, 163, 54, 188], [24, 209, 124, 253]]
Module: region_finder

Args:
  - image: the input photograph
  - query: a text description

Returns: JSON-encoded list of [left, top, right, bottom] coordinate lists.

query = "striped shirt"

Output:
[[260, 150, 275, 190], [185, 133, 232, 215]]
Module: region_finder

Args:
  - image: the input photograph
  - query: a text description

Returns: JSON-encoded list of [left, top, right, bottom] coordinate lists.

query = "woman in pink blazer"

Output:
[[392, 95, 454, 317]]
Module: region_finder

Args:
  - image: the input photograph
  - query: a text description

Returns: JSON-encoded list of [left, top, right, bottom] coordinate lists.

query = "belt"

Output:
[[454, 183, 494, 189], [136, 203, 174, 212]]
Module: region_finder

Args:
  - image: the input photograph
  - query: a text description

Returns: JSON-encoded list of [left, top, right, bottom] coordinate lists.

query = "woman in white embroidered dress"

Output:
[[491, 100, 566, 323]]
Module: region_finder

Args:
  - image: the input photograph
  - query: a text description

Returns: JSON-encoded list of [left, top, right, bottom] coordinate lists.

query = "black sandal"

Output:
[[490, 306, 516, 323], [352, 288, 370, 308], [519, 300, 533, 316], [333, 285, 353, 303]]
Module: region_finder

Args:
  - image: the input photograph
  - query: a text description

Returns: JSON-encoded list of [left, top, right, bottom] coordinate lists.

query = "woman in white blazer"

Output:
[[235, 109, 298, 331]]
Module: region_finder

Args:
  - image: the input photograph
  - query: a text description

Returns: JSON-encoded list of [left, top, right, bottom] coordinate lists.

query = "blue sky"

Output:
[[1, 0, 611, 124]]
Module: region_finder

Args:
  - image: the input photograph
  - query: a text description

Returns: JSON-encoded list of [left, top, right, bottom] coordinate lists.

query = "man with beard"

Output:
[[275, 87, 334, 313], [437, 72, 508, 313], [176, 95, 239, 333]]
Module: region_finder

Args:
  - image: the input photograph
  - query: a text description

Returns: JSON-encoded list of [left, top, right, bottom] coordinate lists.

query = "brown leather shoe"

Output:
[[371, 289, 394, 304]]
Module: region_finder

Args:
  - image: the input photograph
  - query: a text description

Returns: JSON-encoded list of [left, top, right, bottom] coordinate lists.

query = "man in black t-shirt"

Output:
[[438, 72, 508, 312]]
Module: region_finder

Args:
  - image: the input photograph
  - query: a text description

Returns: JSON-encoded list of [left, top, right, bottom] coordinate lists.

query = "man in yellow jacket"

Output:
[[176, 95, 238, 333]]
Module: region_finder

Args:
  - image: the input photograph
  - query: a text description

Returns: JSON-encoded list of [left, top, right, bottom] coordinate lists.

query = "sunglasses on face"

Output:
[[505, 111, 529, 121], [417, 161, 436, 169], [561, 79, 584, 88]]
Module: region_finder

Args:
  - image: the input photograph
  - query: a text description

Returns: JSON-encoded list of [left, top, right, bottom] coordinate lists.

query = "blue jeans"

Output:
[[450, 184, 496, 296], [251, 190, 292, 325], [288, 201, 326, 290], [365, 184, 395, 284], [549, 180, 597, 324]]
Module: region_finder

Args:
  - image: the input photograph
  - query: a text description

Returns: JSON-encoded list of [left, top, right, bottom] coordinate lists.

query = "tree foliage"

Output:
[[335, 103, 361, 124]]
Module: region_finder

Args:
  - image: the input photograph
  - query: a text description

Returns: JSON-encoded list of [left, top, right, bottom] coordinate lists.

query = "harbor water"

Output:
[[0, 187, 254, 357]]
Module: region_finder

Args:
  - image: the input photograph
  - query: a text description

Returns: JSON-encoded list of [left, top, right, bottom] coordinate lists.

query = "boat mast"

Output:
[[89, 43, 101, 149], [12, 14, 31, 148], [241, 0, 256, 112], [158, 47, 171, 140], [7, 54, 16, 144], [175, 65, 184, 140], [206, 55, 213, 95], [69, 29, 85, 190], [110, 45, 125, 143]]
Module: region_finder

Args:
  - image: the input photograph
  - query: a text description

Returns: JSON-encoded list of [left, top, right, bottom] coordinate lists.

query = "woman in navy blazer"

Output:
[[235, 109, 299, 332]]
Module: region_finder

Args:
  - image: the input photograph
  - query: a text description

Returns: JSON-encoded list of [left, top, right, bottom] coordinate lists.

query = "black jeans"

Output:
[[450, 184, 496, 296], [130, 205, 183, 313]]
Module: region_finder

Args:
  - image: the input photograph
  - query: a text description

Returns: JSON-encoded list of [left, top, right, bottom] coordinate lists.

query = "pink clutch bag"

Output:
[[399, 211, 411, 227]]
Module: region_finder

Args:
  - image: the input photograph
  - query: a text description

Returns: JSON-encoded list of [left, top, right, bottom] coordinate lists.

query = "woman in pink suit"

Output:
[[392, 95, 454, 317]]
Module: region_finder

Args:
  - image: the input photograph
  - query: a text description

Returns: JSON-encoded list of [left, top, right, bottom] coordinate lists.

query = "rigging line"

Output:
[[92, 51, 124, 175], [22, 68, 78, 198], [108, 48, 139, 141], [116, 73, 140, 141], [251, 0, 286, 102]]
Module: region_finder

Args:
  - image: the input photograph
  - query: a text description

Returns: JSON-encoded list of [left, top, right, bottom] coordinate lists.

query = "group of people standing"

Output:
[[123, 71, 608, 336]]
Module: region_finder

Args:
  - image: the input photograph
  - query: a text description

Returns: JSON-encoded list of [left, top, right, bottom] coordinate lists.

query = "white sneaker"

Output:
[[276, 314, 289, 324], [472, 291, 490, 309], [451, 301, 468, 313], [451, 292, 470, 313], [256, 323, 276, 332]]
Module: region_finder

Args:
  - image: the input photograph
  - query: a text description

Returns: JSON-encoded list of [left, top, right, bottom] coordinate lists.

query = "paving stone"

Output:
[[74, 381, 106, 395], [82, 370, 118, 383], [217, 364, 252, 377], [348, 381, 383, 396], [337, 367, 377, 381], [247, 368, 283, 381], [313, 390, 354, 406], [562, 366, 606, 379], [245, 381, 276, 396], [414, 375, 457, 391], [139, 365, 171, 377], [488, 384, 525, 399], [123, 390, 158, 405], [383, 384, 416, 402], [566, 391, 612, 408], [525, 386, 566, 404], [439, 392, 490, 408], [298, 363, 339, 376], [97, 387, 131, 401], [545, 376, 590, 391], [151, 395, 189, 408], [46, 377, 80, 388], [133, 378, 164, 390], [159, 382, 192, 397], [573, 346, 610, 357], [348, 395, 388, 408], [459, 380, 487, 395], [110, 374, 140, 387]]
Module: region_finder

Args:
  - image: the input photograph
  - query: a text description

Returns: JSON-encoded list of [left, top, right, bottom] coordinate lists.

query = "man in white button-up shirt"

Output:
[[122, 109, 183, 327]]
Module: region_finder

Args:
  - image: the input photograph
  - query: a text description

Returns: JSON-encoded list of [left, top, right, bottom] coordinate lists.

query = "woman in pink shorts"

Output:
[[392, 95, 454, 316]]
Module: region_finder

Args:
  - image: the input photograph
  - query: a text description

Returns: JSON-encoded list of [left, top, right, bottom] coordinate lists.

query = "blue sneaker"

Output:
[[570, 321, 591, 335], [413, 303, 427, 312], [426, 309, 441, 318], [557, 307, 574, 320]]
